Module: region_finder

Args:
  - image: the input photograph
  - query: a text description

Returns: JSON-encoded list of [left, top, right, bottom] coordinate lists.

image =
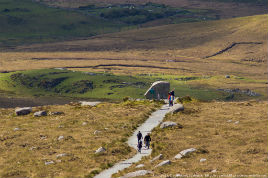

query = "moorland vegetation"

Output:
[[0, 0, 267, 177]]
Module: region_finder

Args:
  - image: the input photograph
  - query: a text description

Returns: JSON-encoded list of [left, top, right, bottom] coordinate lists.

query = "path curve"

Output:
[[94, 104, 170, 178]]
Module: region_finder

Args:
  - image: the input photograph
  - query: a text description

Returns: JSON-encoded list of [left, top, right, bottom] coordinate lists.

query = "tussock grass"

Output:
[[115, 100, 268, 177], [0, 100, 160, 177]]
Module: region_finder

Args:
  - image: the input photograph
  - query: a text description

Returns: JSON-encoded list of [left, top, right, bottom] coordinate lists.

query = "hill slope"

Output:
[[13, 14, 268, 61], [37, 0, 268, 19], [0, 0, 126, 47]]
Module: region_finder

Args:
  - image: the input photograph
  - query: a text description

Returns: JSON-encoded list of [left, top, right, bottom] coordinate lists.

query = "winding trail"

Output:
[[94, 104, 170, 178]]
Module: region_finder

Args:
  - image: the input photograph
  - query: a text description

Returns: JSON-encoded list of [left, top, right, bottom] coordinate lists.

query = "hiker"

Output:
[[168, 92, 173, 107], [149, 88, 155, 99], [144, 133, 151, 149], [137, 140, 143, 153], [170, 89, 175, 101], [137, 131, 143, 144]]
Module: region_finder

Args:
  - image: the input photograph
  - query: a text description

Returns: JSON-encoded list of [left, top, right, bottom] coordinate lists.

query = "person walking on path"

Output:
[[137, 140, 143, 153], [170, 89, 175, 101], [168, 92, 173, 107], [137, 131, 143, 144], [144, 133, 151, 149]]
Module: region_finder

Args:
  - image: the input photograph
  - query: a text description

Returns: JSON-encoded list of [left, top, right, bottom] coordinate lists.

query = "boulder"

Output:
[[34, 110, 47, 117], [94, 130, 102, 135], [200, 158, 207, 162], [144, 81, 170, 100], [174, 148, 197, 159], [160, 121, 177, 129], [40, 135, 47, 139], [95, 147, 106, 154], [50, 111, 64, 115], [234, 121, 240, 124], [120, 170, 152, 178], [135, 164, 145, 168], [45, 161, 54, 165], [82, 122, 87, 126], [211, 169, 217, 173], [155, 160, 171, 168], [79, 101, 101, 106], [15, 107, 32, 116], [29, 146, 37, 151], [168, 104, 184, 114], [174, 153, 183, 159], [56, 153, 67, 158], [58, 136, 64, 141], [150, 154, 163, 163]]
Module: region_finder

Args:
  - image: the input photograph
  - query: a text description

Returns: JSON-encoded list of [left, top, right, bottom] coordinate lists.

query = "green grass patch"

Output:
[[0, 0, 219, 48], [78, 3, 218, 25], [0, 69, 262, 101], [0, 0, 125, 47]]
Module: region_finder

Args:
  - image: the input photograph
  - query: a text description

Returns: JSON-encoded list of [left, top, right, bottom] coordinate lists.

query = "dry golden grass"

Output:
[[0, 100, 160, 178], [1, 15, 266, 82], [10, 15, 267, 60], [115, 100, 268, 177]]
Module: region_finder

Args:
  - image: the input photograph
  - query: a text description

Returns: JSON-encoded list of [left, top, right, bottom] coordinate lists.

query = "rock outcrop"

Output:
[[160, 121, 177, 129], [144, 81, 170, 100], [15, 107, 32, 116], [95, 147, 106, 154], [155, 160, 171, 167], [174, 148, 197, 159], [50, 111, 64, 115], [79, 101, 101, 106], [34, 110, 47, 117], [150, 154, 163, 163]]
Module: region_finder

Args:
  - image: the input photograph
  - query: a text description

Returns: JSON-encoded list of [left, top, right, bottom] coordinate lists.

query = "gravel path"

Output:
[[94, 104, 170, 178]]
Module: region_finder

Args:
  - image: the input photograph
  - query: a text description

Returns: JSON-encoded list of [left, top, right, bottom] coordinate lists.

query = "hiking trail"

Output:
[[94, 104, 170, 178]]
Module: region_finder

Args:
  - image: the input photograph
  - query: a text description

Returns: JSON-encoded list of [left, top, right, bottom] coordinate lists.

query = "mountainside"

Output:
[[37, 0, 268, 19], [0, 0, 127, 48], [0, 0, 267, 49], [13, 14, 268, 61]]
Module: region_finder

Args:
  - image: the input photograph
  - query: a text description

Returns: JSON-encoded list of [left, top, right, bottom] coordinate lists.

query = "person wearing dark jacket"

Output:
[[137, 131, 143, 144], [144, 133, 151, 149], [137, 140, 143, 153], [170, 89, 175, 100]]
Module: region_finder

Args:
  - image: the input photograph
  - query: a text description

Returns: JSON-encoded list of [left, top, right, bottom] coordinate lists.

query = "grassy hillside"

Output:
[[12, 14, 267, 61], [2, 68, 259, 102], [37, 0, 267, 19], [0, 0, 266, 48], [0, 15, 267, 101], [0, 0, 225, 48], [0, 0, 126, 47], [0, 100, 160, 178], [115, 100, 268, 177]]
